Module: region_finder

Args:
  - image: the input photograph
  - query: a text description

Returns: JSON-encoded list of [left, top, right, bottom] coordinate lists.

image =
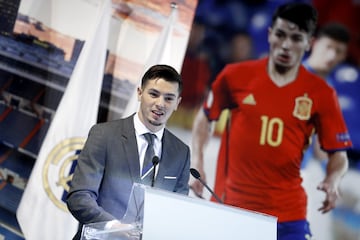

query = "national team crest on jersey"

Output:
[[293, 94, 312, 120]]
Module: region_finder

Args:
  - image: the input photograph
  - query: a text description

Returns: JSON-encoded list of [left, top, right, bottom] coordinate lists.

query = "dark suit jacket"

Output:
[[66, 115, 190, 239]]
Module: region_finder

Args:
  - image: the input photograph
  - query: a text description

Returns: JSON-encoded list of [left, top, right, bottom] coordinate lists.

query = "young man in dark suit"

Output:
[[67, 64, 190, 239]]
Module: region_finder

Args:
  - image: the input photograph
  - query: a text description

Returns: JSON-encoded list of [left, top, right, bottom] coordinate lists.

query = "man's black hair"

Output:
[[272, 3, 318, 35], [141, 64, 183, 94]]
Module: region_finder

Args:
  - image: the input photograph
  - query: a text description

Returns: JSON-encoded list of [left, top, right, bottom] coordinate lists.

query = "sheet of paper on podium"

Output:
[[142, 186, 277, 240]]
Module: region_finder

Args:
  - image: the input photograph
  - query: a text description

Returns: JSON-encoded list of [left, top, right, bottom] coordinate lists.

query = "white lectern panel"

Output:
[[142, 187, 277, 240]]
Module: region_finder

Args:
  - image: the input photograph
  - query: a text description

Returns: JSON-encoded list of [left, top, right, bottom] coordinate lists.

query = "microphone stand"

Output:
[[190, 168, 223, 204], [151, 156, 159, 187]]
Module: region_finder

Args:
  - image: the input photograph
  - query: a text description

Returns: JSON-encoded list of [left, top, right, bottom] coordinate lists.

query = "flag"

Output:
[[16, 0, 112, 239], [121, 3, 179, 118]]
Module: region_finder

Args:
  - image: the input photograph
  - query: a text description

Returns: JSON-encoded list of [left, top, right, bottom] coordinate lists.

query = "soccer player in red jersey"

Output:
[[190, 3, 352, 240]]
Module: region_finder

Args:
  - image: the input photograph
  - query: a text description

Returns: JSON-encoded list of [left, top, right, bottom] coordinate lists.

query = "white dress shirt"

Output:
[[133, 113, 163, 175]]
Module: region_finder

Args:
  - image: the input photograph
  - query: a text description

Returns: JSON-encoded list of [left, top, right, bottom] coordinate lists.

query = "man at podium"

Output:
[[66, 64, 191, 240]]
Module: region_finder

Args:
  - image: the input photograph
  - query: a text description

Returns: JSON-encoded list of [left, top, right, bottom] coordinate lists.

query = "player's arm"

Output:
[[190, 108, 215, 196], [313, 135, 328, 161], [317, 150, 349, 213]]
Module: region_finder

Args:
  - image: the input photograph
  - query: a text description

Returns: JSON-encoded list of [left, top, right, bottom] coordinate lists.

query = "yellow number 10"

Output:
[[259, 115, 284, 147]]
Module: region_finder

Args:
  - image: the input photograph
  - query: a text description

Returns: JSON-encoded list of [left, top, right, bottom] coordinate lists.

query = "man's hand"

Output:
[[316, 180, 339, 213], [317, 151, 348, 214]]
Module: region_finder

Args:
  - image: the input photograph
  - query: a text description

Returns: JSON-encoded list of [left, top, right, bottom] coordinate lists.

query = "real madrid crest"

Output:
[[42, 137, 86, 212], [293, 93, 312, 120]]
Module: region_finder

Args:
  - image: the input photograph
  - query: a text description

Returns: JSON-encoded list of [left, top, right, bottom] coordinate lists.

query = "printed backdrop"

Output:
[[0, 0, 197, 239]]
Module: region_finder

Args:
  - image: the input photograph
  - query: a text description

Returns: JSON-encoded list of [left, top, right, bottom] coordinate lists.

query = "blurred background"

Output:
[[0, 0, 359, 239], [169, 1, 360, 240]]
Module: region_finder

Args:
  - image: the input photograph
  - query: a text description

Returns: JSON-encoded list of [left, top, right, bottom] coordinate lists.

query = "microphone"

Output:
[[190, 168, 223, 204], [151, 156, 159, 187]]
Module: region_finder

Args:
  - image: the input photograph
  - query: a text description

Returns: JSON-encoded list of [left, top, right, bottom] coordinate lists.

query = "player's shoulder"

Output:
[[225, 58, 264, 72], [300, 66, 335, 93]]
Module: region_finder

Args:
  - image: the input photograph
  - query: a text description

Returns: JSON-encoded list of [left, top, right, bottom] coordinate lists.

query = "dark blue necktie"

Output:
[[142, 133, 156, 184]]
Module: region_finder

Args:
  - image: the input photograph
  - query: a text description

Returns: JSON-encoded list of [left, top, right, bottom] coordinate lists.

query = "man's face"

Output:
[[311, 36, 348, 72], [268, 18, 311, 70], [137, 78, 181, 132]]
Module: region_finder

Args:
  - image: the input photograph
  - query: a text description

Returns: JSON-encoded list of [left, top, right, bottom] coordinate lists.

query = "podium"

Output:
[[81, 183, 277, 239]]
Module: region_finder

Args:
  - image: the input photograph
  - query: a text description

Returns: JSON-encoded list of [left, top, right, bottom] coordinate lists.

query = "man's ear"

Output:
[[174, 97, 182, 111], [137, 87, 142, 101], [306, 36, 315, 52]]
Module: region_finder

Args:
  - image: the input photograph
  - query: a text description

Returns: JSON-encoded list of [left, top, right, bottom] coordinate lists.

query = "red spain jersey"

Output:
[[205, 58, 352, 222]]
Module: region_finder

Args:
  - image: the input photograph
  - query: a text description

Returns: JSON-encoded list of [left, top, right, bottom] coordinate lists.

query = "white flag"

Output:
[[16, 0, 112, 239], [121, 3, 179, 118]]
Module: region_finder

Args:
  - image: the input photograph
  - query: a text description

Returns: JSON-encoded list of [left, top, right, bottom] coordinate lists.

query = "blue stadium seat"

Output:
[[22, 120, 50, 155], [6, 78, 44, 102], [0, 148, 34, 179], [0, 108, 40, 148]]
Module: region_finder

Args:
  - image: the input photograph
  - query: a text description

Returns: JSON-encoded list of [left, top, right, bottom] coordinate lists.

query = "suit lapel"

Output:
[[120, 115, 141, 182]]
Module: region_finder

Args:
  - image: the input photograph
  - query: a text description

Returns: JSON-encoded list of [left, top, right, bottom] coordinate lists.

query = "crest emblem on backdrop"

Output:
[[42, 137, 86, 211]]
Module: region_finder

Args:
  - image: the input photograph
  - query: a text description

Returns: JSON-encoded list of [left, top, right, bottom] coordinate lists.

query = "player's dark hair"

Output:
[[272, 3, 318, 35]]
